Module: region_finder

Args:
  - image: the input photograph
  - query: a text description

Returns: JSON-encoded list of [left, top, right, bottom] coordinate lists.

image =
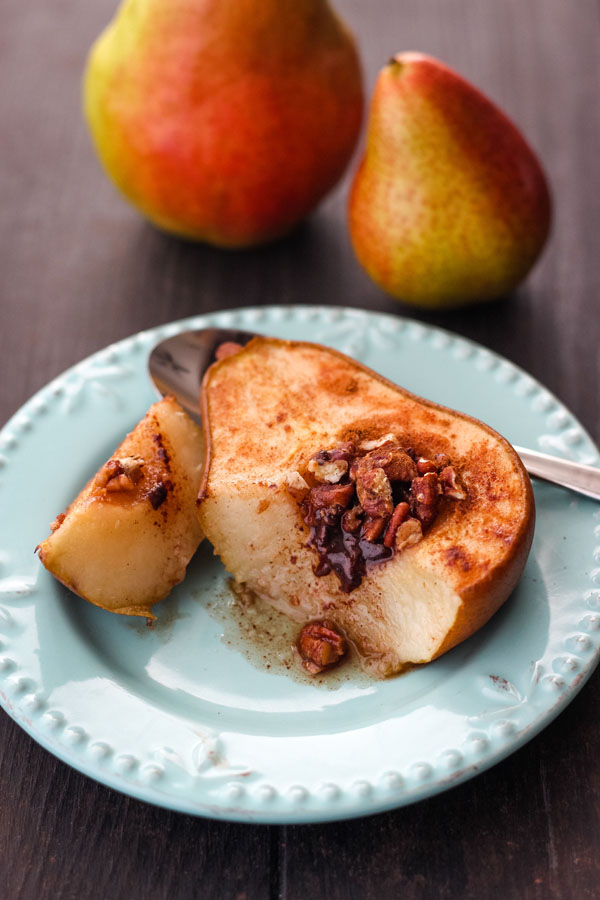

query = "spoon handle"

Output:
[[514, 446, 600, 501]]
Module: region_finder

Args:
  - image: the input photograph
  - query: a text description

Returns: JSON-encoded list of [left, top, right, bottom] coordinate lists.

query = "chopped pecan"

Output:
[[285, 470, 309, 499], [341, 504, 364, 533], [440, 466, 467, 500], [298, 622, 346, 675], [301, 482, 355, 531], [393, 517, 423, 552], [383, 501, 410, 547], [308, 456, 348, 484], [315, 506, 343, 531], [94, 458, 123, 488], [308, 482, 355, 510], [350, 447, 388, 481], [307, 443, 355, 484], [409, 472, 441, 530], [299, 435, 464, 594], [362, 516, 387, 542], [328, 442, 356, 462], [119, 456, 144, 482], [381, 447, 418, 482], [351, 445, 417, 483], [95, 456, 144, 492], [348, 458, 361, 482], [384, 501, 423, 551], [349, 451, 384, 481], [355, 467, 393, 519], [106, 473, 136, 492], [416, 457, 438, 475]]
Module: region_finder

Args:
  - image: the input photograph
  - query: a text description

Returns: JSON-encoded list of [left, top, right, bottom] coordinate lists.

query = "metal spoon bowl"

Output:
[[148, 328, 600, 502]]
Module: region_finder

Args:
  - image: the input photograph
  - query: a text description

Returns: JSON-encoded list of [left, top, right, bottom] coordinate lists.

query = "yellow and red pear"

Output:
[[84, 0, 363, 247], [348, 52, 551, 308]]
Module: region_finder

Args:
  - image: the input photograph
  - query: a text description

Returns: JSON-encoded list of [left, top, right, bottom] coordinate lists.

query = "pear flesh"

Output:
[[198, 338, 534, 676], [38, 397, 204, 618]]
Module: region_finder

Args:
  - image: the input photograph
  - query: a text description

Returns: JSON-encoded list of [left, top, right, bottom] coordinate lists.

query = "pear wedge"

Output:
[[38, 397, 204, 617], [198, 338, 534, 676]]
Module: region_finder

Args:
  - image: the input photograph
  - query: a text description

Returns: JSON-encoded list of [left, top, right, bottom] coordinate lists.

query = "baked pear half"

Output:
[[38, 396, 204, 617], [198, 338, 535, 676]]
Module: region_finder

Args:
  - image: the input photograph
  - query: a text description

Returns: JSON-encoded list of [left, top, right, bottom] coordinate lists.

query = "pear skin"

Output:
[[84, 0, 363, 247], [348, 53, 551, 308]]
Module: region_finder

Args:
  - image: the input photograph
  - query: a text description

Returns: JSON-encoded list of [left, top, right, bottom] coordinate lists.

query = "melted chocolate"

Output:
[[305, 507, 392, 594]]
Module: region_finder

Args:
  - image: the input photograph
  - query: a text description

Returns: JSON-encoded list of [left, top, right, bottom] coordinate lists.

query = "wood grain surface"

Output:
[[1, 1, 599, 898]]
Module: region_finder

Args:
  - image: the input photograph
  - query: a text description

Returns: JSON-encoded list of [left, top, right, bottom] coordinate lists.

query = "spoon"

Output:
[[148, 328, 600, 502]]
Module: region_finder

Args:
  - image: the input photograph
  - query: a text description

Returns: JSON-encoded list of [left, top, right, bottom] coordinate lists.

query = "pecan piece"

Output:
[[382, 447, 418, 482], [355, 467, 393, 519], [328, 442, 356, 462], [308, 482, 356, 510], [383, 501, 410, 547], [409, 472, 441, 530], [298, 622, 346, 675], [307, 456, 348, 484], [416, 457, 438, 475], [94, 458, 123, 488], [351, 445, 417, 483], [95, 456, 144, 492], [341, 504, 364, 533], [119, 456, 144, 482], [349, 457, 362, 482], [106, 473, 136, 492], [301, 481, 355, 529], [307, 443, 355, 484], [440, 466, 467, 500], [393, 517, 423, 552], [349, 448, 390, 481], [362, 516, 387, 542]]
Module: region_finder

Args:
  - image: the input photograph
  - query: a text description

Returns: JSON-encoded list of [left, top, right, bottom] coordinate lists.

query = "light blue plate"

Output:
[[1, 305, 599, 824]]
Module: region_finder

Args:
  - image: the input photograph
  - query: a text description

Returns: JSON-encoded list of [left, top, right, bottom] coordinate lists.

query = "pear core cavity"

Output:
[[298, 439, 465, 593]]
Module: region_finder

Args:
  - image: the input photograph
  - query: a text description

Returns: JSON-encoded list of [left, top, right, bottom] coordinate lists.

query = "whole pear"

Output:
[[349, 53, 551, 308], [84, 0, 363, 247]]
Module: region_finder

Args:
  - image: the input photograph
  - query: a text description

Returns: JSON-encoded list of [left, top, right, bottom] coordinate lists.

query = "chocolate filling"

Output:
[[302, 507, 392, 593], [298, 440, 464, 594]]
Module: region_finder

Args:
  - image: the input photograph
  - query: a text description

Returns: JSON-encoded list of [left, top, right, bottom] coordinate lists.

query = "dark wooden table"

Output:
[[1, 1, 599, 897]]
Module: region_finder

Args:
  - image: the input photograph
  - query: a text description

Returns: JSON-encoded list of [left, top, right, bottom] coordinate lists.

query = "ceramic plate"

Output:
[[1, 306, 599, 824]]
